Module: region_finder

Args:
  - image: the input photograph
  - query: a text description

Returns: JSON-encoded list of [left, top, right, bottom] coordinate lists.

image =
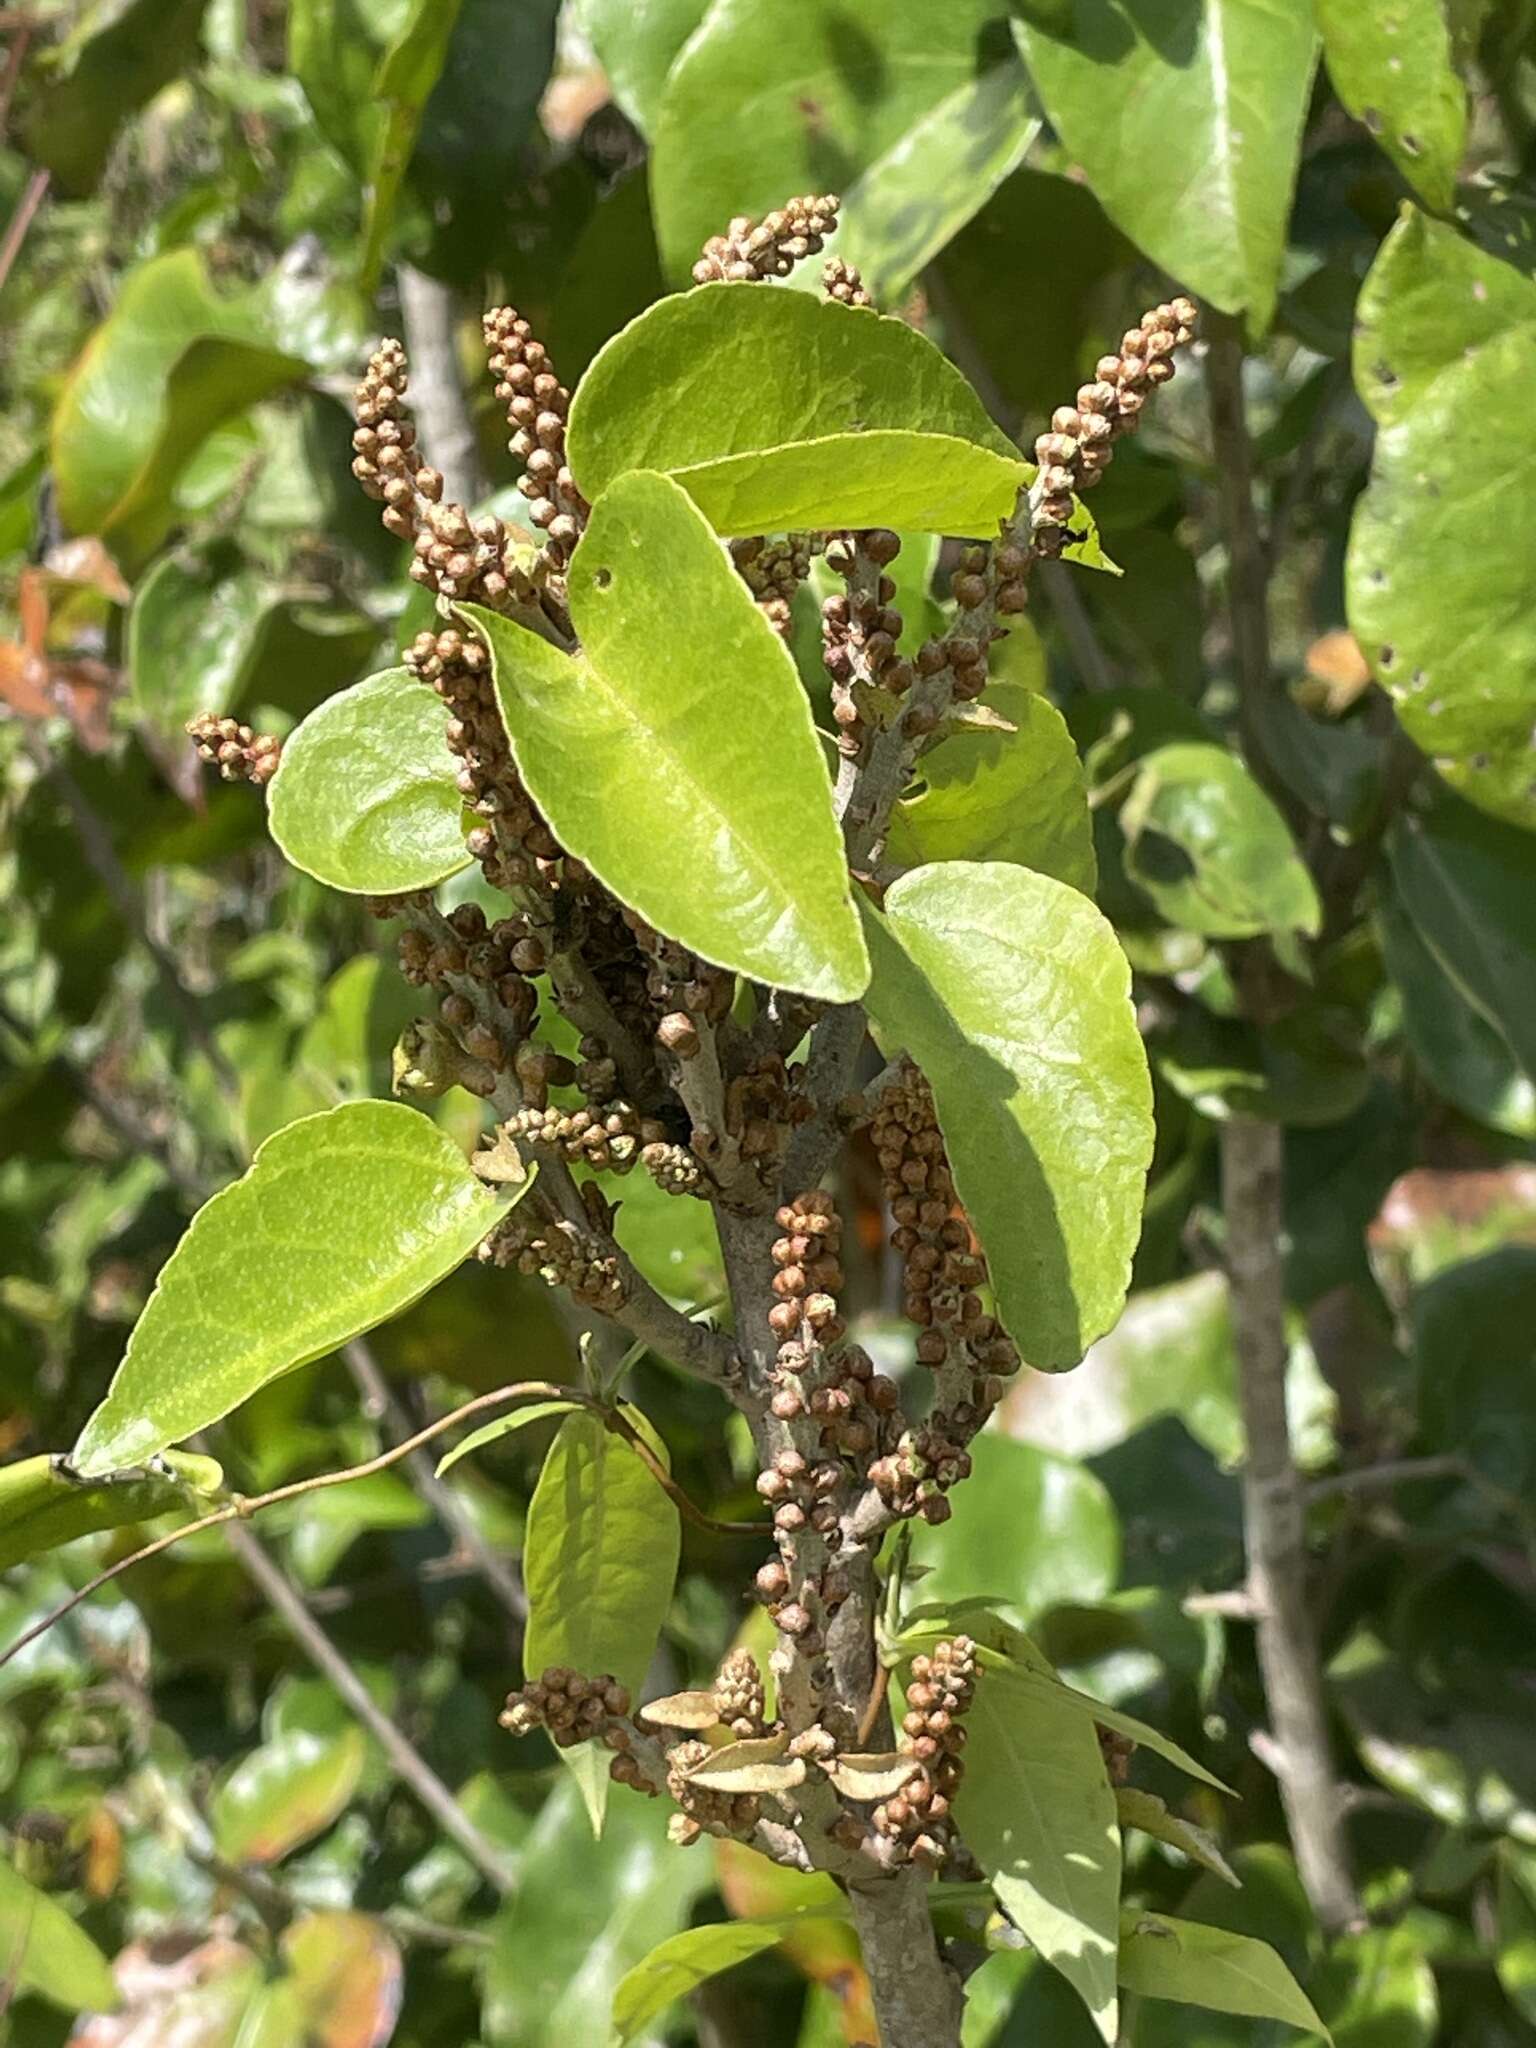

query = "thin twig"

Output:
[[1222, 1117, 1361, 1933], [0, 165, 46, 291], [1306, 1454, 1469, 1503], [397, 264, 486, 510], [0, 1382, 766, 1672], [343, 1338, 529, 1628], [219, 1515, 517, 1893]]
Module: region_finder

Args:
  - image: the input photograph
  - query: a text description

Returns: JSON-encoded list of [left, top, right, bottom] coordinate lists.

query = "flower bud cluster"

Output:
[[872, 1065, 1019, 1391], [641, 1140, 706, 1197], [872, 1636, 977, 1869], [822, 257, 872, 308], [186, 713, 281, 787], [477, 1211, 626, 1312], [405, 626, 563, 894], [823, 529, 911, 758], [500, 1667, 631, 1745], [693, 195, 840, 285], [663, 1739, 761, 1845], [730, 533, 817, 639], [713, 1647, 767, 1740], [506, 1098, 662, 1174], [1031, 297, 1197, 554], [483, 306, 587, 573]]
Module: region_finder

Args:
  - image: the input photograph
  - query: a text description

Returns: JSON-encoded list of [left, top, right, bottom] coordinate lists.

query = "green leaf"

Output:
[[1347, 211, 1536, 829], [523, 1409, 682, 1831], [360, 0, 466, 292], [835, 58, 1039, 306], [71, 1102, 516, 1477], [1317, 0, 1467, 212], [566, 284, 1035, 541], [466, 472, 868, 1002], [1014, 0, 1318, 330], [267, 667, 472, 896], [955, 1653, 1122, 2041], [1118, 1910, 1330, 2037], [1120, 743, 1321, 940], [51, 249, 310, 571], [887, 683, 1097, 893], [905, 1435, 1120, 1628], [579, 0, 710, 135], [289, 0, 397, 173], [129, 543, 277, 753], [1497, 1846, 1536, 2026], [0, 1857, 119, 2015], [1378, 881, 1536, 1137], [1387, 787, 1536, 1084], [435, 1400, 582, 1477], [486, 1776, 711, 2047], [212, 1728, 368, 1865], [0, 1450, 223, 1573], [861, 862, 1154, 1368], [1115, 1787, 1239, 1888], [19, 0, 208, 195], [612, 1916, 839, 2043], [650, 0, 1019, 281]]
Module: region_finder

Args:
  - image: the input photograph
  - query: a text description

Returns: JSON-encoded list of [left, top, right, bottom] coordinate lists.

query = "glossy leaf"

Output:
[[1120, 743, 1321, 939], [72, 1103, 515, 1476], [579, 0, 710, 134], [955, 1652, 1122, 2041], [1014, 0, 1317, 330], [51, 250, 309, 570], [1378, 882, 1536, 1137], [613, 1916, 840, 2044], [466, 472, 868, 1002], [650, 0, 1018, 280], [129, 544, 276, 752], [887, 683, 1097, 893], [1119, 1910, 1330, 2036], [1347, 211, 1536, 828], [835, 57, 1039, 305], [212, 1728, 368, 1865], [907, 1435, 1120, 1627], [0, 1856, 120, 2014], [267, 668, 472, 895], [0, 1449, 222, 1572], [434, 1400, 581, 1478], [522, 1409, 681, 1830], [1317, 0, 1467, 212], [1387, 787, 1536, 1084], [1116, 1788, 1239, 1888], [565, 284, 1051, 543], [19, 0, 208, 195], [862, 862, 1154, 1368]]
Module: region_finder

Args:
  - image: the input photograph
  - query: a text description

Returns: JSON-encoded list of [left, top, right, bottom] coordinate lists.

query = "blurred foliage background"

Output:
[[2, 0, 1536, 2043]]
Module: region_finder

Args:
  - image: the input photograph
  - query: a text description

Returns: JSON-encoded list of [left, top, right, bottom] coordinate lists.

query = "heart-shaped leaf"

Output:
[[267, 667, 472, 895], [465, 471, 868, 1001], [72, 1102, 516, 1476], [862, 862, 1154, 1368], [1346, 210, 1536, 829]]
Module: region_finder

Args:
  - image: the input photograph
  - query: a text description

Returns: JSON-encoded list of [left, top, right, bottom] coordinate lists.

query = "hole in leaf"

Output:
[[1378, 644, 1396, 669], [593, 566, 613, 590]]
